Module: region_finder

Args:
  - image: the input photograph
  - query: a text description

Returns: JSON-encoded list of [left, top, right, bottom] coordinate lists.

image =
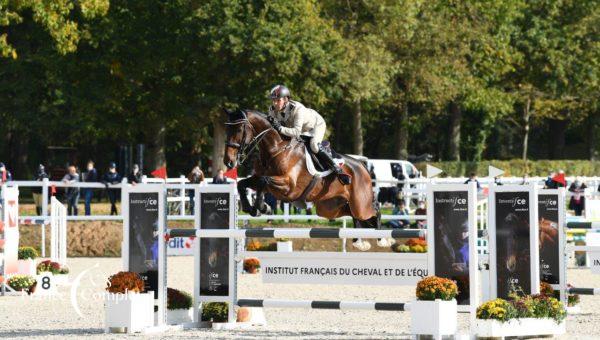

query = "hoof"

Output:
[[352, 239, 371, 251], [249, 207, 261, 217], [377, 238, 395, 248]]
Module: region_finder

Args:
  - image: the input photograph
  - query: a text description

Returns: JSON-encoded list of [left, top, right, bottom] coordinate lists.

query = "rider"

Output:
[[267, 85, 350, 185]]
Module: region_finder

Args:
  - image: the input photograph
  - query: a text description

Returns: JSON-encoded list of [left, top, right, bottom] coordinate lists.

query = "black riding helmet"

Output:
[[269, 85, 291, 99]]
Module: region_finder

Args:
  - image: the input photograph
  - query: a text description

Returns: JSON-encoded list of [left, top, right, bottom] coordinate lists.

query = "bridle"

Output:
[[225, 111, 273, 165]]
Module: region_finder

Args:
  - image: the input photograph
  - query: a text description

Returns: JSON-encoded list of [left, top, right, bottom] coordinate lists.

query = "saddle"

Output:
[[299, 136, 344, 174]]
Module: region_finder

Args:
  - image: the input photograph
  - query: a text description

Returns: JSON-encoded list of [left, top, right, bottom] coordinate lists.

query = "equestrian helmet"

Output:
[[269, 85, 291, 99]]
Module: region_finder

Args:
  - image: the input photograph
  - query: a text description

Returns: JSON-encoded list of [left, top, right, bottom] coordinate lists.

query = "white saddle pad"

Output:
[[305, 146, 344, 177]]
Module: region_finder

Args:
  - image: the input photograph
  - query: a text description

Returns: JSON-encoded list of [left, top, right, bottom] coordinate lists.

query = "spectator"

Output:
[[520, 174, 529, 185], [464, 173, 481, 190], [212, 169, 228, 184], [103, 162, 122, 215], [32, 164, 48, 215], [387, 201, 410, 229], [494, 176, 503, 186], [187, 165, 205, 214], [414, 201, 427, 228], [62, 165, 80, 216], [82, 160, 98, 216], [569, 178, 587, 216], [127, 164, 143, 184], [545, 170, 566, 189], [0, 162, 13, 184]]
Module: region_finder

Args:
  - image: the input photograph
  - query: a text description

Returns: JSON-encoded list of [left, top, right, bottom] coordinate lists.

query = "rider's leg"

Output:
[[311, 121, 351, 185], [315, 144, 351, 185]]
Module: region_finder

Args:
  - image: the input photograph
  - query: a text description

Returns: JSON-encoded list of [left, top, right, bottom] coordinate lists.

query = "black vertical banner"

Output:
[[128, 192, 160, 298], [538, 194, 560, 284], [199, 192, 230, 296], [495, 192, 531, 299], [433, 191, 470, 305]]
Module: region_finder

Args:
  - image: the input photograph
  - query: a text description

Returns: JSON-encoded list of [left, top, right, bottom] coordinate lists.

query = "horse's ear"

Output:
[[222, 107, 232, 116]]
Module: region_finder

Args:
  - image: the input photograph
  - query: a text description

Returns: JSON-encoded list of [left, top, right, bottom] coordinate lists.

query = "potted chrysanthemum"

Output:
[[410, 276, 458, 338], [166, 288, 193, 325], [17, 247, 39, 276], [104, 271, 154, 333], [243, 257, 260, 274], [474, 294, 566, 337], [37, 260, 69, 285]]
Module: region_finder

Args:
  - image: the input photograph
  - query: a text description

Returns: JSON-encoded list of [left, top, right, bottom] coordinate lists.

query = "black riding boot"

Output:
[[316, 146, 351, 185]]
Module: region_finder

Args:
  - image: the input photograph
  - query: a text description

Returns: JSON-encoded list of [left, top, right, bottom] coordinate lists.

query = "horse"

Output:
[[222, 108, 392, 251]]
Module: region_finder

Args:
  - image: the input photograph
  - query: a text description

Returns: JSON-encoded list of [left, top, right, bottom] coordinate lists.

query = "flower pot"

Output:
[[473, 318, 566, 337], [566, 305, 581, 314], [17, 259, 37, 276], [246, 267, 259, 274], [167, 308, 193, 325], [104, 292, 154, 333], [53, 274, 69, 286], [410, 299, 457, 337], [277, 241, 293, 252]]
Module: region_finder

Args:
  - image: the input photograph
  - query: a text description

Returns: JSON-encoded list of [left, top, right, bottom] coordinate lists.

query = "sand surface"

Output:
[[1, 257, 599, 339]]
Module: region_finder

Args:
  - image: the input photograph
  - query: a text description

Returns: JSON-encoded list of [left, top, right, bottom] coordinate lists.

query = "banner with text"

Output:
[[433, 191, 471, 305], [259, 253, 428, 286], [199, 192, 230, 296], [494, 191, 533, 299], [538, 193, 561, 284]]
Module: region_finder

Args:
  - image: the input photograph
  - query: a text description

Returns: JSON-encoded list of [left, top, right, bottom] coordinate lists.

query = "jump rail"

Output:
[[167, 228, 425, 239], [237, 298, 410, 311], [567, 287, 600, 295]]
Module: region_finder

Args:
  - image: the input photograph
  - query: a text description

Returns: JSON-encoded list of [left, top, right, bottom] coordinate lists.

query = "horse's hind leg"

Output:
[[352, 218, 372, 251]]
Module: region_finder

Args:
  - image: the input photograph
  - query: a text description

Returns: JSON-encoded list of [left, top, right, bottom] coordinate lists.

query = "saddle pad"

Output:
[[304, 145, 344, 177]]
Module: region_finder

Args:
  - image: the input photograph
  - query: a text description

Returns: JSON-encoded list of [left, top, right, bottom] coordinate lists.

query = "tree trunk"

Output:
[[548, 119, 566, 159], [352, 100, 363, 155], [447, 101, 462, 161], [394, 100, 408, 159], [212, 111, 226, 176], [333, 103, 343, 151], [148, 123, 167, 173], [588, 110, 600, 160], [522, 98, 531, 161]]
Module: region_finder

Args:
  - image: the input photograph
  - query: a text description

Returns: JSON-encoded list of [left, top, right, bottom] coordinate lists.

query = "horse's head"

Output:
[[501, 213, 529, 273], [223, 108, 253, 169]]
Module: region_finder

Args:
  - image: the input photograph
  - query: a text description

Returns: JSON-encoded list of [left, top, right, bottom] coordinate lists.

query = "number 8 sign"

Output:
[[35, 273, 56, 295]]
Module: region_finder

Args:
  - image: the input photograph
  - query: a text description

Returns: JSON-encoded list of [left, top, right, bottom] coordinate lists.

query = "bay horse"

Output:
[[222, 108, 391, 251]]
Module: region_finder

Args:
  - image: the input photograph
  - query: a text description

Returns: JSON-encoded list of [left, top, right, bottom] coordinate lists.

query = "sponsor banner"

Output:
[[128, 192, 160, 298], [538, 194, 560, 284], [432, 191, 470, 305], [494, 191, 532, 299], [167, 237, 195, 256], [199, 192, 230, 296], [590, 252, 600, 275], [259, 253, 428, 286], [2, 187, 19, 276]]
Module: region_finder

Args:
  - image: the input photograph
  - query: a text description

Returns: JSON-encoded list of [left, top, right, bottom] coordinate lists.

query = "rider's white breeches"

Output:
[[309, 120, 326, 153]]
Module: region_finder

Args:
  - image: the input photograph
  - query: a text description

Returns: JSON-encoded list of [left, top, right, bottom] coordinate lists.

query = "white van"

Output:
[[346, 156, 420, 189]]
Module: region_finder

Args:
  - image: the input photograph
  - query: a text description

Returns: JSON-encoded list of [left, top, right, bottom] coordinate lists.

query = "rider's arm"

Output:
[[279, 106, 304, 138]]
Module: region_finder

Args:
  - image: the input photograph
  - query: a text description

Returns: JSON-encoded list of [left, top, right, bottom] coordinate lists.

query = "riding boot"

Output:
[[316, 146, 351, 185]]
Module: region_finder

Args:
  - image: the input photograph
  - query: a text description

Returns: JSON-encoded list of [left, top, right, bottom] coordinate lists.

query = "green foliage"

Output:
[[167, 288, 192, 310], [201, 302, 228, 322], [18, 246, 38, 260]]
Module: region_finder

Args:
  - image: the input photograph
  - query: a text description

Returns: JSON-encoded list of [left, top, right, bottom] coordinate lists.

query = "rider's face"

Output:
[[272, 97, 287, 112]]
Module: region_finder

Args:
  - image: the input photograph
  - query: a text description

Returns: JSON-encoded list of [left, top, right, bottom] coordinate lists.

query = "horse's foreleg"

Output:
[[237, 176, 260, 214]]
